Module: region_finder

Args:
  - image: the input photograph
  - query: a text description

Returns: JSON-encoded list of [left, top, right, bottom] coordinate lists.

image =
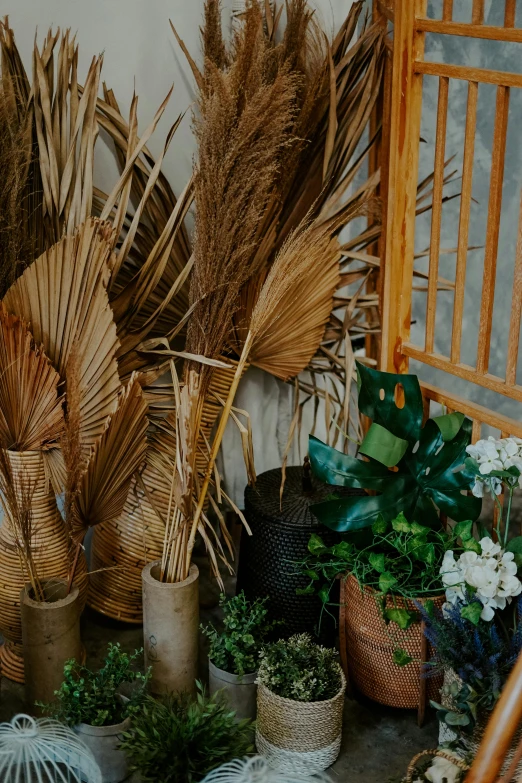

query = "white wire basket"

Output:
[[201, 756, 333, 783], [0, 714, 102, 783]]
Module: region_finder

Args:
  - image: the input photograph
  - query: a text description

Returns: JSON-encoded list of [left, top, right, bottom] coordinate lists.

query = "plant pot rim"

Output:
[[345, 572, 445, 603], [258, 667, 346, 708], [142, 560, 199, 589], [20, 577, 79, 609], [209, 659, 257, 684], [75, 714, 131, 735]]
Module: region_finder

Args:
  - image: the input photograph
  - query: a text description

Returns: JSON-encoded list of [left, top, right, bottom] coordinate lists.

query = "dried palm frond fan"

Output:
[[0, 221, 148, 679], [0, 307, 89, 682]]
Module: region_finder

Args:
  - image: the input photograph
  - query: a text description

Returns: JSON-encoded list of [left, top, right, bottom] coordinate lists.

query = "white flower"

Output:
[[425, 755, 462, 783], [439, 540, 522, 622], [480, 538, 501, 557]]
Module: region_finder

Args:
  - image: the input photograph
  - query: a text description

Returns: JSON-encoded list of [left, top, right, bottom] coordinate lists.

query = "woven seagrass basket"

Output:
[[256, 669, 346, 774], [405, 749, 469, 783], [237, 466, 364, 641], [342, 574, 445, 709]]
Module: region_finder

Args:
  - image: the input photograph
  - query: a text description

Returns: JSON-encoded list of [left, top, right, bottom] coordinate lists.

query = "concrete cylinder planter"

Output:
[[20, 578, 82, 709], [74, 715, 130, 783], [209, 660, 257, 721], [142, 560, 199, 695]]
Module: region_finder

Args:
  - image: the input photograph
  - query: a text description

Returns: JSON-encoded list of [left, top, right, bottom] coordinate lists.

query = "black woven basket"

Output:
[[236, 464, 365, 642]]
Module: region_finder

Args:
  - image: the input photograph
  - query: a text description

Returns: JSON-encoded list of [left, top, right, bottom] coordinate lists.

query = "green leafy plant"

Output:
[[295, 513, 456, 633], [308, 363, 481, 532], [201, 591, 280, 676], [257, 633, 342, 702], [119, 683, 254, 783], [38, 643, 150, 726]]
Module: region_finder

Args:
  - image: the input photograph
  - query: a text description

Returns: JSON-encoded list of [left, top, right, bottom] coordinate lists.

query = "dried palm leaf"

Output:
[[3, 218, 120, 448], [73, 374, 148, 538], [0, 306, 64, 451]]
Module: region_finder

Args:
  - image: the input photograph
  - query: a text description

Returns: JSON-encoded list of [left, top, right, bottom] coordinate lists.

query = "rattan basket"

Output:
[[256, 669, 346, 774], [341, 574, 444, 709], [237, 466, 364, 641], [405, 749, 469, 783]]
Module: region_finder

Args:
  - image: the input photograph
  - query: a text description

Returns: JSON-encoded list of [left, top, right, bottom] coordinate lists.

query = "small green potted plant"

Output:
[[39, 642, 150, 783], [202, 591, 278, 721], [255, 633, 345, 774], [295, 513, 456, 710], [119, 682, 254, 782]]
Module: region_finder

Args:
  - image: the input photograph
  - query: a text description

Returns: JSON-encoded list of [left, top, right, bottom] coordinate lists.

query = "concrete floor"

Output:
[[0, 584, 438, 781]]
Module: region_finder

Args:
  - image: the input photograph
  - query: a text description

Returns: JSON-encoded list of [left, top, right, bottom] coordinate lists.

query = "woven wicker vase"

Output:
[[343, 574, 444, 709], [256, 671, 346, 774], [0, 451, 88, 683], [88, 361, 244, 623]]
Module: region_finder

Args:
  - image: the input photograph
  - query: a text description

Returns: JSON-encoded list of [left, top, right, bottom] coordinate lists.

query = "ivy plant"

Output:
[[295, 512, 460, 637], [201, 591, 280, 677], [308, 363, 481, 532], [38, 643, 150, 726]]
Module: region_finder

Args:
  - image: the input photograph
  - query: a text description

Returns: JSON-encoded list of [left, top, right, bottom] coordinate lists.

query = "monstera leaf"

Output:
[[309, 363, 481, 532]]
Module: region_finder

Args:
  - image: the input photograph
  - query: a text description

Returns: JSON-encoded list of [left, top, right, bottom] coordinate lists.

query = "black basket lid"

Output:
[[244, 465, 364, 528]]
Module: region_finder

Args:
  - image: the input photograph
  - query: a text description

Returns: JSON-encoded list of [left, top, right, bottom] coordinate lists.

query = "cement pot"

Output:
[[209, 660, 257, 721], [20, 578, 82, 709], [74, 713, 130, 783], [142, 561, 199, 695]]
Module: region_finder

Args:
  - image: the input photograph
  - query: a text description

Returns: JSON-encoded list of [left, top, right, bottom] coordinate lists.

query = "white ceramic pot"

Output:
[[74, 715, 130, 783], [208, 660, 257, 721], [142, 561, 199, 695]]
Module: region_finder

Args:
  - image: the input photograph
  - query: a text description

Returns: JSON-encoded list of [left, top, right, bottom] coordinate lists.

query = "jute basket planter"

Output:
[[255, 670, 346, 774], [341, 574, 444, 710], [21, 578, 82, 710], [209, 660, 257, 721], [89, 362, 243, 623], [0, 451, 88, 683], [142, 560, 199, 695]]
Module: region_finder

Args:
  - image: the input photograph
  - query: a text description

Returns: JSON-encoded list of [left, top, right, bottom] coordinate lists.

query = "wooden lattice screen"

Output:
[[380, 0, 522, 440]]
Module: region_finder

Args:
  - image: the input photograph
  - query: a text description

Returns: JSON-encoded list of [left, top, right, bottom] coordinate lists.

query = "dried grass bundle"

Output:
[[0, 306, 64, 451], [0, 83, 32, 296], [184, 2, 298, 380], [3, 218, 120, 448]]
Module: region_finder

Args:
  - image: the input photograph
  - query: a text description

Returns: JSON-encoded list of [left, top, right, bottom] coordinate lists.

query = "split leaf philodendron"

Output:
[[308, 363, 481, 532]]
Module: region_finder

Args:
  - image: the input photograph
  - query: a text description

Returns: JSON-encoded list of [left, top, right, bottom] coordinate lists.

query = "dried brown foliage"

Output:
[[0, 81, 32, 296], [185, 0, 299, 383]]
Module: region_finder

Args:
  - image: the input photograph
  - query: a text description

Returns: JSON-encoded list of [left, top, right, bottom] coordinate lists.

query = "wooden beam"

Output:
[[476, 86, 510, 373], [442, 0, 453, 21], [506, 188, 522, 386], [414, 61, 522, 89], [420, 382, 522, 438], [425, 76, 448, 353], [416, 18, 522, 43], [403, 343, 522, 404], [380, 0, 427, 373], [451, 80, 478, 364]]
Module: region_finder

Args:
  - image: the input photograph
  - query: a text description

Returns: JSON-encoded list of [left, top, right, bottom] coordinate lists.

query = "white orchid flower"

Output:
[[480, 538, 501, 557]]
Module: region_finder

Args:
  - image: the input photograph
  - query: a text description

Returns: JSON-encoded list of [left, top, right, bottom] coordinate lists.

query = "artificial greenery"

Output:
[[119, 683, 254, 783], [295, 512, 457, 634], [308, 363, 481, 532], [420, 597, 522, 731], [201, 591, 279, 676], [39, 643, 150, 727], [257, 633, 341, 702]]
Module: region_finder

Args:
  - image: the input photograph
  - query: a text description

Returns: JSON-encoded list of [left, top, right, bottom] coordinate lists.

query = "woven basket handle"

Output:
[[406, 749, 469, 783]]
